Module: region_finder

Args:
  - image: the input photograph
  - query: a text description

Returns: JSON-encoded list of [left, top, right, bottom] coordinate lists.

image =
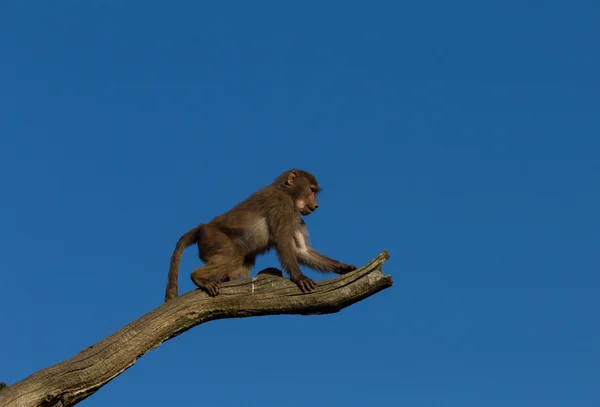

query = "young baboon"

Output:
[[164, 169, 357, 301]]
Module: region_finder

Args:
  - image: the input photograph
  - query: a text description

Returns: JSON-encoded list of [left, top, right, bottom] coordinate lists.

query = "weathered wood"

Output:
[[0, 250, 392, 407]]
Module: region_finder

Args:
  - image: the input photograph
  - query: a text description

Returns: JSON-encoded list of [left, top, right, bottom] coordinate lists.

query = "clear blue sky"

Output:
[[1, 1, 598, 406]]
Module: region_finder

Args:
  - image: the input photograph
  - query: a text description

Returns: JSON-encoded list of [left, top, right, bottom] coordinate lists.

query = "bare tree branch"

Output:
[[0, 250, 392, 407]]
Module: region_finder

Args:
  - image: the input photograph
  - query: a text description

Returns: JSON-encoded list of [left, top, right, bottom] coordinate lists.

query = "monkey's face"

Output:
[[296, 185, 319, 216], [283, 170, 321, 216]]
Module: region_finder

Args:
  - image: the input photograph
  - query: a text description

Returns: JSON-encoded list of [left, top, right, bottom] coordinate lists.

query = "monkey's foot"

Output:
[[199, 282, 220, 297], [292, 275, 316, 293]]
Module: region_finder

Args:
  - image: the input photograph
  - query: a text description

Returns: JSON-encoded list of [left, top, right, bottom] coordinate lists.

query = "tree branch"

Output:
[[0, 250, 392, 407]]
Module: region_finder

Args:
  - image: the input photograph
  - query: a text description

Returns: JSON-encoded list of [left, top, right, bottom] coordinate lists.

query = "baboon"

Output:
[[164, 169, 357, 301]]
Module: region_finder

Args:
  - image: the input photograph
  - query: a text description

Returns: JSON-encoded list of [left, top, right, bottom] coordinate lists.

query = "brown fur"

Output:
[[164, 169, 356, 301]]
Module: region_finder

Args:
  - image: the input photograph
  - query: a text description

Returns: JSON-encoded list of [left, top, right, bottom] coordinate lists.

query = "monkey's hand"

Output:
[[291, 274, 316, 293], [334, 263, 357, 274]]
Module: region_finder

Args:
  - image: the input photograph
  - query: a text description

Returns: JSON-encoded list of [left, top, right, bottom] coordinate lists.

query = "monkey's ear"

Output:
[[286, 171, 298, 186]]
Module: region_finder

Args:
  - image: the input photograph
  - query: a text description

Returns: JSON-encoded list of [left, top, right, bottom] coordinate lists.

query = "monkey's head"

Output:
[[275, 169, 321, 216]]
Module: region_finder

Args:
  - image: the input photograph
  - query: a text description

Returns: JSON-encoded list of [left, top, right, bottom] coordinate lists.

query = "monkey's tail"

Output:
[[164, 226, 201, 302]]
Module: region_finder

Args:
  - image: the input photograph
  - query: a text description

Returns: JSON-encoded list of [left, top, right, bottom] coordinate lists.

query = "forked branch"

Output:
[[0, 250, 392, 407]]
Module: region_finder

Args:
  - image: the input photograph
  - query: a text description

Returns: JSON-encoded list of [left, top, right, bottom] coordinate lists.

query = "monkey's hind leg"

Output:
[[190, 263, 227, 297], [191, 225, 236, 296], [192, 224, 253, 296], [222, 263, 253, 283], [191, 258, 253, 296]]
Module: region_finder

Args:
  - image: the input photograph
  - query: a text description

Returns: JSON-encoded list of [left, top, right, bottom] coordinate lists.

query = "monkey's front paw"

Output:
[[292, 275, 316, 293], [335, 263, 357, 274]]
